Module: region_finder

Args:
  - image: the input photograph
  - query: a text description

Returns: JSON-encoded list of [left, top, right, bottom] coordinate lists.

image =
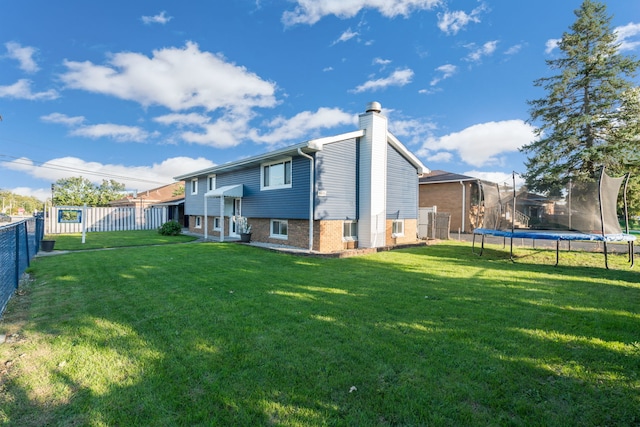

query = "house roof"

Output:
[[110, 181, 185, 206], [174, 129, 427, 180], [419, 170, 478, 185]]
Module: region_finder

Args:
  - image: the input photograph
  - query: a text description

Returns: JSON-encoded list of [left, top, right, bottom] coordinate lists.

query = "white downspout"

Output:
[[298, 148, 314, 251], [460, 181, 466, 233]]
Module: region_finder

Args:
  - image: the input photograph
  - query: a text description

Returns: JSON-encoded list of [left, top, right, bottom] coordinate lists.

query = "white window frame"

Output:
[[195, 216, 202, 229], [270, 219, 288, 239], [343, 220, 358, 241], [191, 178, 198, 195], [213, 217, 221, 231], [392, 219, 404, 237], [207, 175, 216, 192], [261, 158, 292, 191]]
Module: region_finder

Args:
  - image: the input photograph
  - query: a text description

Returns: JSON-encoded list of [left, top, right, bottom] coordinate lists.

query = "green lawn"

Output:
[[44, 229, 198, 250], [1, 240, 639, 426]]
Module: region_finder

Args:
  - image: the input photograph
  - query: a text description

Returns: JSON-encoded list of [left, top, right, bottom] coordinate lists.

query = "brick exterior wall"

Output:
[[419, 182, 476, 233], [187, 215, 420, 252], [386, 219, 418, 246]]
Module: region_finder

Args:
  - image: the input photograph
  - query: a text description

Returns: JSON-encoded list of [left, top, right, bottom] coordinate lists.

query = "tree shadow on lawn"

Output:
[[2, 242, 639, 425]]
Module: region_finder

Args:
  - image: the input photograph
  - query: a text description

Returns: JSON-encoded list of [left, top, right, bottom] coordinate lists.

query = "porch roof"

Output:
[[204, 184, 244, 198]]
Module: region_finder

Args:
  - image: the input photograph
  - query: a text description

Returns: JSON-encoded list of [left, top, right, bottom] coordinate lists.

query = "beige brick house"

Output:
[[419, 170, 481, 234]]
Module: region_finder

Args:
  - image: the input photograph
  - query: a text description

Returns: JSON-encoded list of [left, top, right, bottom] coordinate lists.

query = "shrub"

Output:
[[158, 221, 182, 236]]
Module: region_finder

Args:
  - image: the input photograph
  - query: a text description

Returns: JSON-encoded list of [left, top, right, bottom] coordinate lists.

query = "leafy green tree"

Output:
[[0, 190, 44, 215], [521, 0, 640, 211], [96, 179, 126, 206], [53, 177, 126, 207]]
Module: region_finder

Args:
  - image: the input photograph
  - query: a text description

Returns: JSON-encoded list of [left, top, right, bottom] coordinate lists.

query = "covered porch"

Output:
[[203, 184, 244, 242]]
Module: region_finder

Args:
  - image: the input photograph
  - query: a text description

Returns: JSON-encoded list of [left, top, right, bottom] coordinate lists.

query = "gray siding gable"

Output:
[[387, 143, 419, 219], [315, 138, 358, 220]]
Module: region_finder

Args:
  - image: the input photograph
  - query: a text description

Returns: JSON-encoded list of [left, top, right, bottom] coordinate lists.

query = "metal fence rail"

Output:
[[0, 216, 44, 317]]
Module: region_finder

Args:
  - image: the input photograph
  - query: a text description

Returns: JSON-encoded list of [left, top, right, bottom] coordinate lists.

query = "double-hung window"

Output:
[[392, 219, 404, 237], [207, 175, 216, 192], [343, 221, 358, 241], [195, 216, 202, 229], [261, 158, 292, 190], [191, 178, 198, 195], [270, 219, 288, 239]]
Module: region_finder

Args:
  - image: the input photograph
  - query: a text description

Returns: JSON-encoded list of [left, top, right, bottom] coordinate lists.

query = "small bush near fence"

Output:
[[0, 217, 44, 317], [158, 221, 182, 236]]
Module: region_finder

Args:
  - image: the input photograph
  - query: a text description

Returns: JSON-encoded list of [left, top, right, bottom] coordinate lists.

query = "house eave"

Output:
[[174, 130, 367, 181], [387, 132, 429, 174]]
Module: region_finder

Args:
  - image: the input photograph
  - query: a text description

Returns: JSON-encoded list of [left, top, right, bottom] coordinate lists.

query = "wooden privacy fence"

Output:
[[47, 206, 168, 234]]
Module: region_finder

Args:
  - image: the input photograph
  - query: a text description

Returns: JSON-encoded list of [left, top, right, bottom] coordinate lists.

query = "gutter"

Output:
[[297, 148, 314, 251]]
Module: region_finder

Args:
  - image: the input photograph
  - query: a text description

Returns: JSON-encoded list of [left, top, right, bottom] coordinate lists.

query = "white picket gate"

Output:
[[47, 206, 168, 234]]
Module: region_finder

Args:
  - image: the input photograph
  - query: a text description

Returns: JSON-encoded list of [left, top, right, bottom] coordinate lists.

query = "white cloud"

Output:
[[5, 42, 39, 73], [333, 28, 359, 44], [388, 117, 437, 145], [465, 40, 498, 62], [437, 6, 484, 35], [180, 114, 253, 148], [60, 42, 277, 113], [545, 38, 560, 54], [418, 119, 536, 167], [0, 79, 59, 100], [373, 57, 392, 67], [615, 22, 640, 51], [504, 44, 523, 56], [154, 113, 211, 127], [70, 124, 152, 142], [251, 107, 355, 145], [41, 112, 86, 126], [9, 186, 51, 201], [142, 11, 173, 25], [430, 63, 457, 86], [4, 156, 215, 191], [41, 112, 153, 142], [426, 151, 453, 162], [282, 0, 442, 26], [464, 170, 524, 187], [351, 68, 414, 93]]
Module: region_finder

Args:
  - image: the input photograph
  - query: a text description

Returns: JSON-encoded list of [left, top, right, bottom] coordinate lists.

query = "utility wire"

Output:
[[0, 154, 170, 186]]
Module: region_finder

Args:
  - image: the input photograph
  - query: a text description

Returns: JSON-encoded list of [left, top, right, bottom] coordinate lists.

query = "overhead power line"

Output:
[[0, 154, 171, 186]]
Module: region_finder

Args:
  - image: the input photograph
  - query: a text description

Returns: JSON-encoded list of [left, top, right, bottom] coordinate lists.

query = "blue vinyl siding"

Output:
[[386, 144, 418, 219], [184, 177, 206, 216], [315, 138, 358, 220], [242, 156, 310, 219], [184, 157, 310, 219]]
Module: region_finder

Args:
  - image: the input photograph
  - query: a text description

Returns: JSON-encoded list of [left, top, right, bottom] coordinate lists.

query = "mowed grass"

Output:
[[1, 240, 639, 426], [45, 229, 198, 251]]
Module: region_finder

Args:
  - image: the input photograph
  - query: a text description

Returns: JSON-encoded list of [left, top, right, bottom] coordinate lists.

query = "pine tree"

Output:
[[521, 0, 640, 203]]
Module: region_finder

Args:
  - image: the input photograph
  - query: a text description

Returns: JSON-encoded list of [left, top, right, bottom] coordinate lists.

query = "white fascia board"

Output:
[[174, 141, 320, 180], [307, 130, 365, 149], [387, 132, 429, 174]]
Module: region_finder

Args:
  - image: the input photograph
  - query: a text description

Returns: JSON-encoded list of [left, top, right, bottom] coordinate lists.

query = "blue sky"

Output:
[[1, 0, 639, 201]]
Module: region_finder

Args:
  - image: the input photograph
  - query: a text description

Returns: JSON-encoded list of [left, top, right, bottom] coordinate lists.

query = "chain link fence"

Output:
[[0, 216, 45, 317]]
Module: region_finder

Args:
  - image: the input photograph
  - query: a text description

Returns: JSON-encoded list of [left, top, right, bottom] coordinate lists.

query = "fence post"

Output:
[[14, 224, 20, 290]]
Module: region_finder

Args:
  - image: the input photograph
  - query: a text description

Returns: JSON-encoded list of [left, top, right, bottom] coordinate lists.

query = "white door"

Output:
[[230, 198, 241, 237]]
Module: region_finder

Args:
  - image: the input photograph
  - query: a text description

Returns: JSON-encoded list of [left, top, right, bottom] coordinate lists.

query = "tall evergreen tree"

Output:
[[521, 0, 640, 203]]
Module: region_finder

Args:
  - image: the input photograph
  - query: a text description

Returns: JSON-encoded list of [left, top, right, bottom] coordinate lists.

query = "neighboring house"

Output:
[[419, 170, 481, 234], [175, 102, 428, 252], [110, 181, 186, 226]]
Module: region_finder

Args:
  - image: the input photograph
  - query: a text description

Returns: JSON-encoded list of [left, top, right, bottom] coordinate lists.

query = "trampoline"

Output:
[[472, 169, 635, 269]]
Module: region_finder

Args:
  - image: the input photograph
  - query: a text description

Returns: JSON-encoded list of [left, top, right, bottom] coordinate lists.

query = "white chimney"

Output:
[[358, 102, 387, 248]]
